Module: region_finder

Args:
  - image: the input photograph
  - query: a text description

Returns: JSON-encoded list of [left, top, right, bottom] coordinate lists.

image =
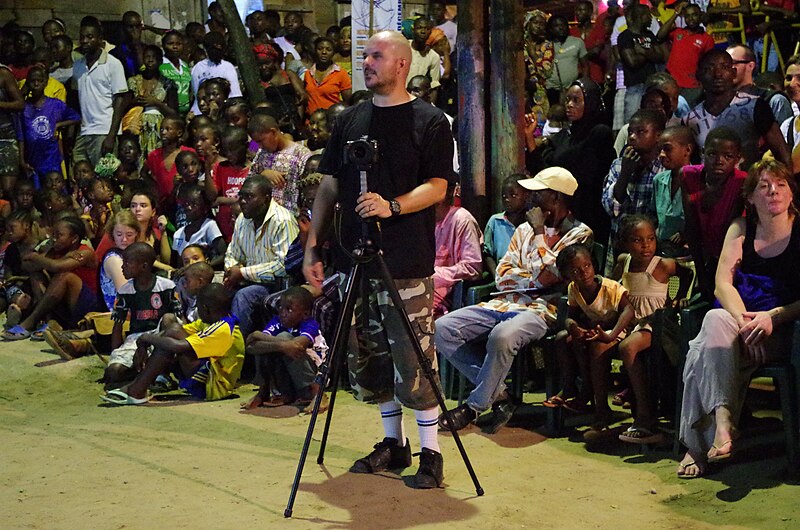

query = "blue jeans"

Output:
[[232, 284, 272, 336], [623, 83, 645, 124], [435, 306, 548, 412]]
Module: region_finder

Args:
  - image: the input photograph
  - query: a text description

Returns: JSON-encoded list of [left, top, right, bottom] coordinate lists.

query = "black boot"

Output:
[[412, 448, 444, 489], [350, 437, 412, 473]]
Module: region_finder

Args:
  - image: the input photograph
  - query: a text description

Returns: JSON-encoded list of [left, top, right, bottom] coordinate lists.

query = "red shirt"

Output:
[[53, 243, 98, 293], [665, 28, 714, 89], [682, 164, 747, 260], [8, 64, 31, 81], [303, 65, 351, 115], [212, 161, 248, 241], [145, 145, 196, 204]]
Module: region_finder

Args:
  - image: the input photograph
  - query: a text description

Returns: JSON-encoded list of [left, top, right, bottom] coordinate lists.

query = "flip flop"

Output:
[[100, 388, 151, 406], [542, 394, 567, 408], [707, 439, 734, 463], [619, 425, 665, 445], [2, 325, 31, 341], [562, 397, 593, 414], [677, 459, 705, 479], [30, 323, 48, 342], [261, 395, 293, 407]]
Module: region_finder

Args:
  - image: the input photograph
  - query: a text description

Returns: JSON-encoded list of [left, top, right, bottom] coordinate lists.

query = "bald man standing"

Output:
[[303, 31, 455, 489]]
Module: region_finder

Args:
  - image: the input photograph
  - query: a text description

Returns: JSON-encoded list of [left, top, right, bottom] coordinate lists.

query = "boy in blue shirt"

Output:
[[243, 286, 328, 410]]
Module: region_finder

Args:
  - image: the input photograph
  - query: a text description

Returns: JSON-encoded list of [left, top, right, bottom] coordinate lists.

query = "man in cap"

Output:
[[435, 167, 593, 433]]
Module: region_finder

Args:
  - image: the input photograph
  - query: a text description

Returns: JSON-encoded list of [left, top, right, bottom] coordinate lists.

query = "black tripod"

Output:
[[284, 226, 484, 518]]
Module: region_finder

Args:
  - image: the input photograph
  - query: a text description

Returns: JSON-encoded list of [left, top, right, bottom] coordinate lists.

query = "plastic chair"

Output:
[[672, 315, 800, 470]]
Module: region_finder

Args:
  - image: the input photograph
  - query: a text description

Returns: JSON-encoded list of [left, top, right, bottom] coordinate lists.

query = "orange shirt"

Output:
[[303, 65, 351, 115]]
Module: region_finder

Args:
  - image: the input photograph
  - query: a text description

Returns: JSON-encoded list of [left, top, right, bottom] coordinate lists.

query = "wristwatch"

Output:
[[389, 199, 402, 217]]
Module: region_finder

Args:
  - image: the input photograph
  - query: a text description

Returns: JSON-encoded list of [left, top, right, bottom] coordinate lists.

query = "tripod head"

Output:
[[339, 136, 382, 257]]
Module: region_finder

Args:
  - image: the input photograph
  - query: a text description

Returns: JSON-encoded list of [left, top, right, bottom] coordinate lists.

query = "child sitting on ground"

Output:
[[101, 283, 245, 405], [3, 216, 98, 341], [679, 126, 747, 299], [103, 242, 181, 388], [1, 212, 39, 328], [483, 174, 532, 278], [612, 215, 690, 444], [651, 125, 696, 257], [547, 243, 635, 441], [243, 286, 328, 411], [176, 261, 215, 323]]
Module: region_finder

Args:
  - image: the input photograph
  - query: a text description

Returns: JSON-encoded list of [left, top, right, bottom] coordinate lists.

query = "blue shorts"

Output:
[[179, 361, 210, 400]]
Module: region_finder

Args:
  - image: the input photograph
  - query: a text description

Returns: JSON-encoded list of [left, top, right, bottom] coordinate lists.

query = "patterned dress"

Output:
[[247, 142, 311, 214]]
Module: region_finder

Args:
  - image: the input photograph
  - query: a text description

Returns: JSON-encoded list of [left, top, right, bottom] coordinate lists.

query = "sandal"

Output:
[[261, 395, 293, 407], [618, 425, 665, 445], [562, 397, 592, 414], [30, 323, 48, 342], [542, 393, 567, 408], [612, 388, 633, 409], [2, 324, 31, 341], [583, 422, 614, 443], [707, 439, 734, 463], [677, 459, 705, 479]]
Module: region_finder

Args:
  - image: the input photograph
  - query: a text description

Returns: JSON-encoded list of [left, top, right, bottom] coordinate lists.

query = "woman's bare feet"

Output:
[[677, 451, 706, 478], [709, 406, 737, 461]]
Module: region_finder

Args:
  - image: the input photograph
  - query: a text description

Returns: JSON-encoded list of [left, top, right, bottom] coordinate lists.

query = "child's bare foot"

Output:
[[4, 303, 22, 330], [677, 451, 706, 478]]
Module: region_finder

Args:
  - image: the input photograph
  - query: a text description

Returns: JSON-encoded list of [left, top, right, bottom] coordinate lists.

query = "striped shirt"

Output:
[[224, 200, 299, 283], [480, 218, 593, 323]]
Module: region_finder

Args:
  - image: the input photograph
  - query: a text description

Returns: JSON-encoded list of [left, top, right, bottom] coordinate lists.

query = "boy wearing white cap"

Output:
[[435, 167, 593, 433]]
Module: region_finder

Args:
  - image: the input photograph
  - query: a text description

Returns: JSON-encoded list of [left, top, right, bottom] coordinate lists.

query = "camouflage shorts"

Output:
[[343, 276, 440, 410]]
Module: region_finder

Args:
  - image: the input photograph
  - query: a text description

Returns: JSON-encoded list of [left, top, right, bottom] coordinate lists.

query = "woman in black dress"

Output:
[[533, 77, 616, 249]]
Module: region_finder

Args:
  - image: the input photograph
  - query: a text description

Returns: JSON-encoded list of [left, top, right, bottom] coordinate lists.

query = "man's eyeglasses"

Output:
[[731, 60, 753, 65]]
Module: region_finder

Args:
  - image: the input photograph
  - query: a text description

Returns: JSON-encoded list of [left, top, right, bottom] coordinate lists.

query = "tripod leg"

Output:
[[285, 264, 362, 518], [374, 256, 484, 496]]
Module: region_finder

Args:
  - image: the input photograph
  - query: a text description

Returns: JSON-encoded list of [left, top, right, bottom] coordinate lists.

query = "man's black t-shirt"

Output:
[[319, 98, 455, 279], [617, 29, 657, 87]]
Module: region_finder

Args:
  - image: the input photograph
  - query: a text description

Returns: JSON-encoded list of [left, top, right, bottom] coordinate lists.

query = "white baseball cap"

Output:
[[518, 167, 578, 196]]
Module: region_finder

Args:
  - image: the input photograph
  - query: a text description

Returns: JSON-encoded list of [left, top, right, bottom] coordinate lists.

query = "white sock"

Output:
[[415, 406, 440, 453], [379, 400, 405, 446]]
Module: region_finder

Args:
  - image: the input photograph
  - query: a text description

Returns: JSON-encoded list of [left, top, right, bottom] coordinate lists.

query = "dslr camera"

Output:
[[344, 136, 379, 170]]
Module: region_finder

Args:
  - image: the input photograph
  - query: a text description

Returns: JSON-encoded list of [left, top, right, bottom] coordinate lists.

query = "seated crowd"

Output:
[[0, 0, 798, 483]]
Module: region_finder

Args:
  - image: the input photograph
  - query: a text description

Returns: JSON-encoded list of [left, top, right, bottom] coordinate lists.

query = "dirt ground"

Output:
[[2, 339, 799, 530]]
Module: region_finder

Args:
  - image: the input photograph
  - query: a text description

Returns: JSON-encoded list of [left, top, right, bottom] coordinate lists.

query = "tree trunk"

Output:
[[217, 0, 266, 107], [457, 0, 490, 227], [489, 0, 525, 214]]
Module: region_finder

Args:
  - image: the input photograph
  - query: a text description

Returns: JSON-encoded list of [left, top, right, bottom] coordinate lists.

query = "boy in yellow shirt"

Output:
[[101, 283, 244, 405]]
